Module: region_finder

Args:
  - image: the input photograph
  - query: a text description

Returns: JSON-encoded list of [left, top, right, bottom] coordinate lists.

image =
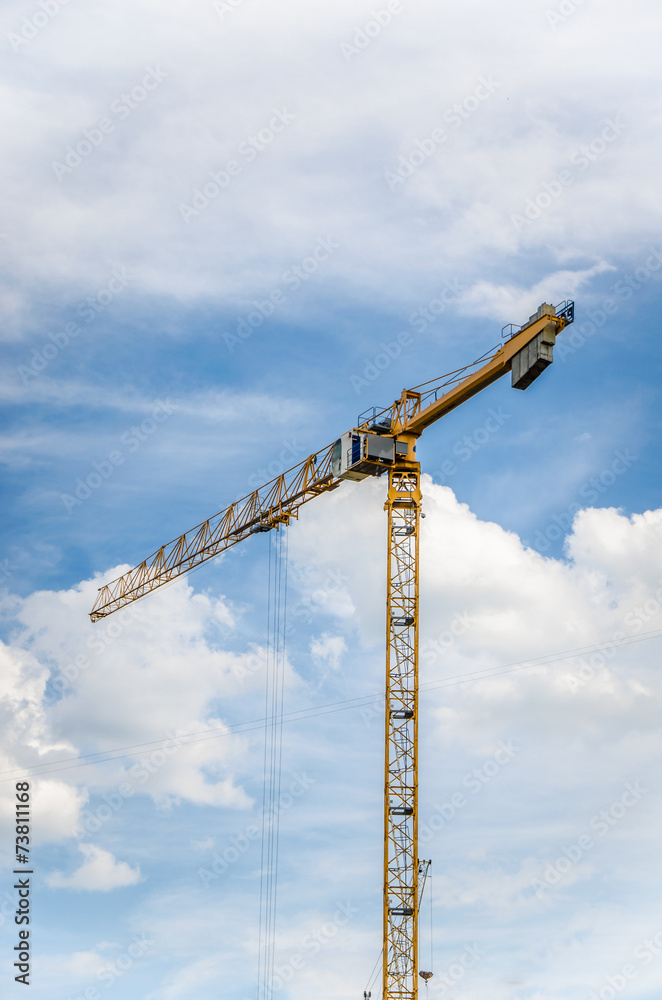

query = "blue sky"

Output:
[[1, 1, 662, 999]]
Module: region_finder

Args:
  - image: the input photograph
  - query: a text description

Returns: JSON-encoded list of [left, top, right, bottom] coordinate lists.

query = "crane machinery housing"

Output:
[[90, 299, 574, 1000]]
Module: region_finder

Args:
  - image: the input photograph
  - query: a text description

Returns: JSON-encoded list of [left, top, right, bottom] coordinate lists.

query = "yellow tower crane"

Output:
[[90, 299, 575, 999]]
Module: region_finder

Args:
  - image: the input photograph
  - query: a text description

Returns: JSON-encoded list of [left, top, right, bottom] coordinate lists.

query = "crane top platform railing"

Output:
[[502, 298, 575, 339]]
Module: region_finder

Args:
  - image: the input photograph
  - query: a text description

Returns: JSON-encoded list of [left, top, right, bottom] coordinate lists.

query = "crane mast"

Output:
[[384, 463, 421, 997], [89, 300, 574, 998]]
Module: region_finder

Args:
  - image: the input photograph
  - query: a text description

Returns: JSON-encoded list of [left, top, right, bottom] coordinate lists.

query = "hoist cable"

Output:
[[257, 528, 289, 1000], [429, 867, 434, 974], [266, 531, 279, 995], [268, 528, 289, 995], [256, 538, 273, 1000], [365, 948, 383, 993]]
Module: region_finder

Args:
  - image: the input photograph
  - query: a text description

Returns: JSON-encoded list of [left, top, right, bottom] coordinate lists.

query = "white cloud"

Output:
[[39, 948, 109, 980], [432, 857, 570, 914], [310, 633, 347, 672], [32, 780, 88, 843], [151, 956, 219, 1000], [46, 842, 142, 891], [288, 477, 662, 774], [2, 467, 662, 994], [0, 639, 87, 848], [190, 837, 214, 853], [2, 567, 303, 812], [0, 374, 310, 429], [0, 0, 659, 322], [5, 484, 662, 831], [566, 506, 662, 586], [458, 263, 615, 323]]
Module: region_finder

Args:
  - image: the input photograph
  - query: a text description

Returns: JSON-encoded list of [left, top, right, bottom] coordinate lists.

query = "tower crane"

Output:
[[90, 299, 574, 999]]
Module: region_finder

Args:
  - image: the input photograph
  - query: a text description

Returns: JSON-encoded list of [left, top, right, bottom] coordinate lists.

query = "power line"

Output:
[[3, 626, 661, 784]]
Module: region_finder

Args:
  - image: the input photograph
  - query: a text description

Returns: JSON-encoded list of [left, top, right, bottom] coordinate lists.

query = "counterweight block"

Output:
[[511, 307, 557, 391]]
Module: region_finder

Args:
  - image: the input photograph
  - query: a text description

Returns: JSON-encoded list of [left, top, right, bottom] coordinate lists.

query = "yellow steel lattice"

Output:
[[383, 467, 421, 1000]]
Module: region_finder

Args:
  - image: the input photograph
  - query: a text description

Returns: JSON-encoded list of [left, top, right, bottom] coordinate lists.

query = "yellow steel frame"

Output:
[[383, 463, 422, 1000]]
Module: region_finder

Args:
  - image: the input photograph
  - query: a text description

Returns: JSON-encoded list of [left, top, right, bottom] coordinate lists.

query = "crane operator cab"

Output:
[[332, 430, 409, 481]]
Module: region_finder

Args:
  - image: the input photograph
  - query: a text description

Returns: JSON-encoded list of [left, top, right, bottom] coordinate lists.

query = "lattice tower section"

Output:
[[383, 466, 421, 1000]]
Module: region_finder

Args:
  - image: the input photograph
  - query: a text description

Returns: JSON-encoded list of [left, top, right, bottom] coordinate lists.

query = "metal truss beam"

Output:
[[383, 465, 421, 1000]]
